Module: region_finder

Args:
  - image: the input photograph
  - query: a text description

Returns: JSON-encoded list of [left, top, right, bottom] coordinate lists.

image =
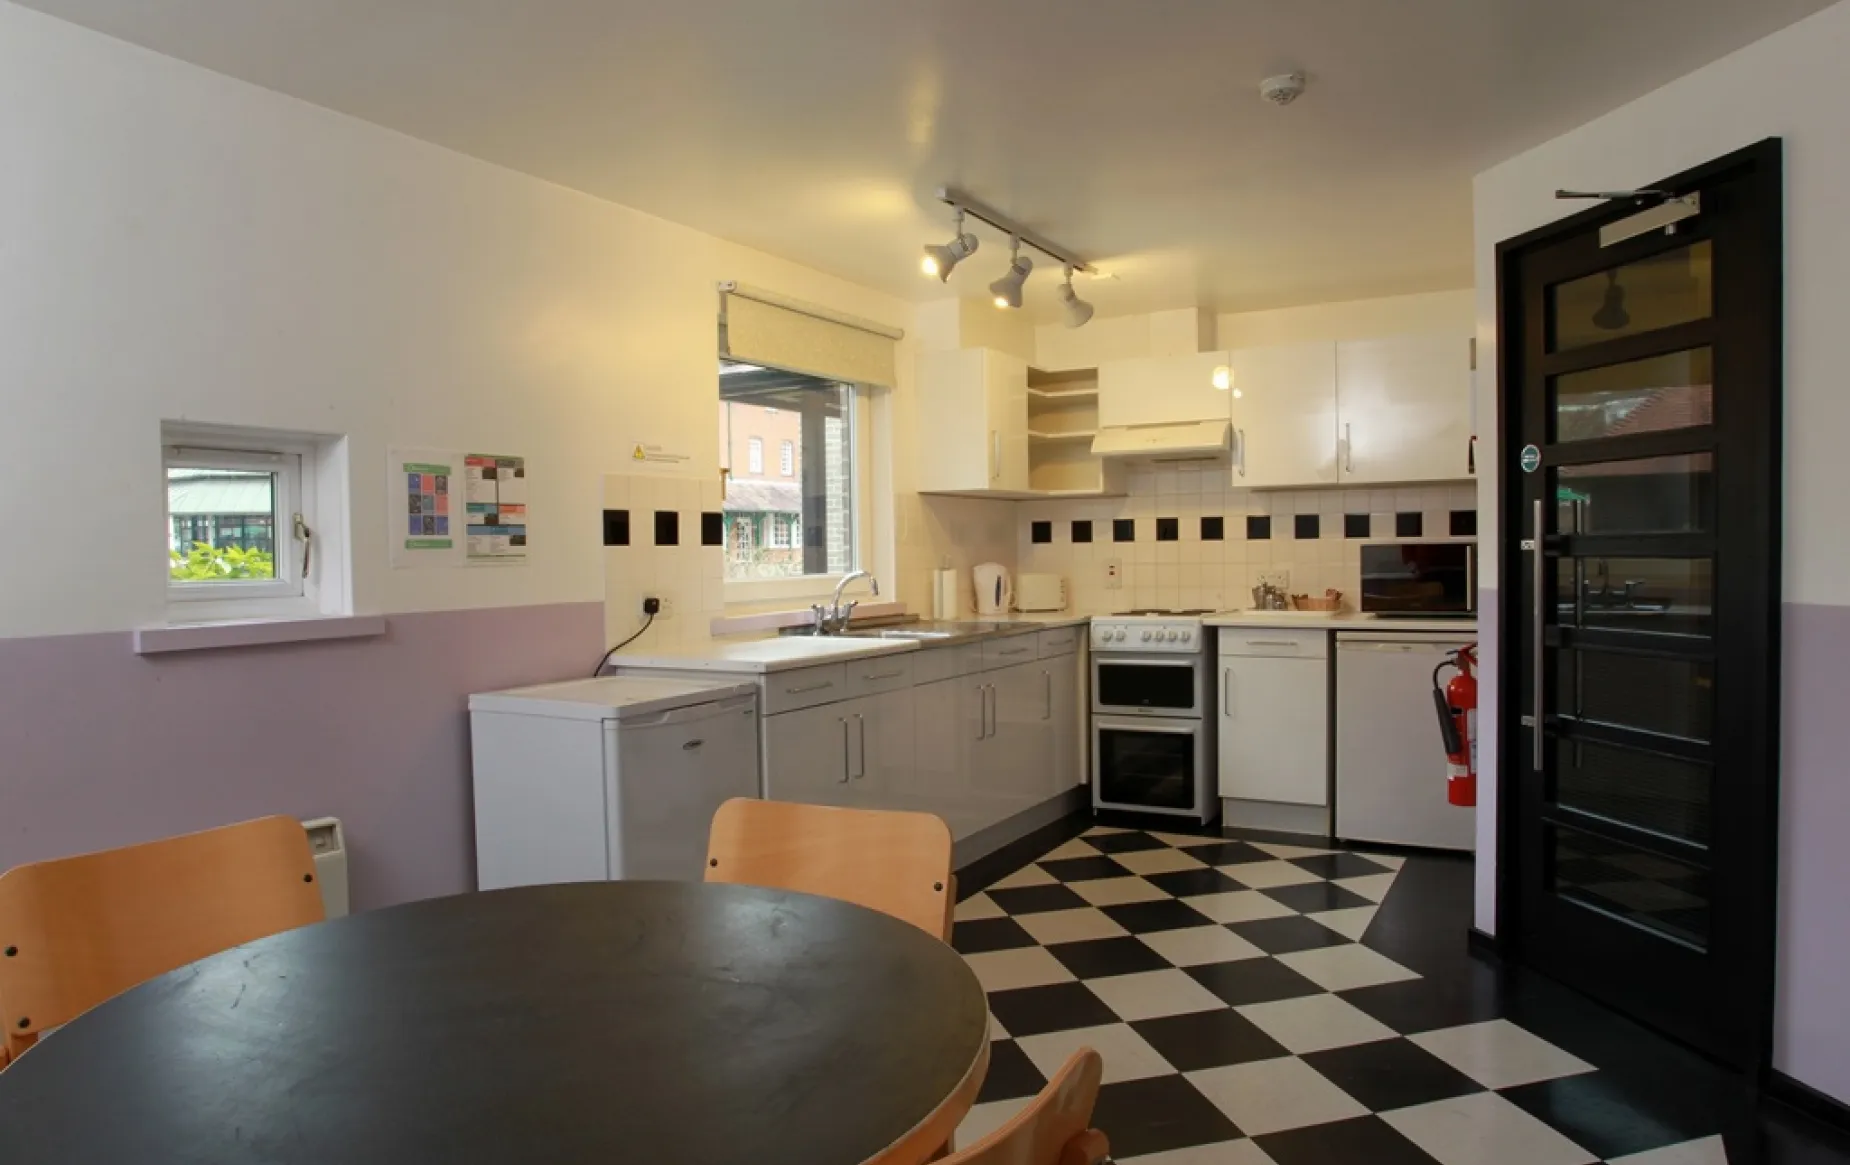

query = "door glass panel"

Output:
[[1556, 455, 1713, 536], [1555, 647, 1714, 742], [1549, 824, 1709, 948], [1096, 661, 1199, 711], [1552, 739, 1712, 842], [1552, 348, 1712, 442], [1550, 241, 1712, 352], [1556, 558, 1713, 637], [1097, 728, 1196, 810]]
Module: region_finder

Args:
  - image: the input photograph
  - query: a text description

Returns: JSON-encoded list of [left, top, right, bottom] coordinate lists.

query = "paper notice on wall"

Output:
[[465, 454, 528, 563], [389, 448, 466, 569]]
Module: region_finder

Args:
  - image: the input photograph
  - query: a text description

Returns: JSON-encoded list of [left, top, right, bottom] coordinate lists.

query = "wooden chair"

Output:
[[0, 815, 325, 1065], [945, 1047, 1110, 1165], [705, 799, 954, 940]]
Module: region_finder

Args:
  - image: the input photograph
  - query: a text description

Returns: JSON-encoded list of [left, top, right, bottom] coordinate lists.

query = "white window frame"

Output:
[[769, 515, 791, 549], [780, 439, 794, 477], [747, 436, 764, 475]]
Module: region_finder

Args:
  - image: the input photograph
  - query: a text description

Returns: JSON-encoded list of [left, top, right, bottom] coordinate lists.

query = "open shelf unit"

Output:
[[1027, 367, 1123, 495]]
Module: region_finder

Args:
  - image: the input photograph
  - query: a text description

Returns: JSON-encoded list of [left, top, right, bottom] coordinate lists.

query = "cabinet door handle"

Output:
[[1243, 639, 1303, 648], [1236, 428, 1246, 478], [1043, 670, 1053, 721], [998, 646, 1031, 657], [985, 685, 997, 738], [991, 430, 1001, 481], [1223, 668, 1232, 718], [786, 680, 835, 695], [839, 718, 852, 783], [854, 713, 867, 779], [861, 669, 906, 682], [974, 689, 987, 741], [1343, 422, 1354, 473]]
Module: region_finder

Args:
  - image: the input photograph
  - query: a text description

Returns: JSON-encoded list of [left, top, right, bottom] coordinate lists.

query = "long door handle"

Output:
[[1343, 422, 1354, 473], [854, 713, 867, 779], [974, 689, 986, 742], [1223, 668, 1232, 718], [840, 718, 852, 783], [986, 685, 997, 739], [1531, 497, 1545, 771], [1043, 671, 1053, 721], [990, 430, 1001, 481]]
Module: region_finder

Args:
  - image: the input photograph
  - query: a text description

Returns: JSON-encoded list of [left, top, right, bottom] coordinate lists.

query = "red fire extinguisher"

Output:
[[1432, 644, 1478, 807]]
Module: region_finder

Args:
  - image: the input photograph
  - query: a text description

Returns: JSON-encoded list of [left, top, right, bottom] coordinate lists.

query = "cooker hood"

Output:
[[1091, 420, 1232, 460]]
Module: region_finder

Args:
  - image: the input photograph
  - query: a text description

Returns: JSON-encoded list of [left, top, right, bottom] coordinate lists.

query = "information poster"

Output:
[[465, 453, 528, 563], [388, 449, 465, 569]]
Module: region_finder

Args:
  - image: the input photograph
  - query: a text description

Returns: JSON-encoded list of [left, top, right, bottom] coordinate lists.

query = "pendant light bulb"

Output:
[[921, 209, 979, 282], [990, 238, 1032, 309], [1059, 267, 1095, 328]]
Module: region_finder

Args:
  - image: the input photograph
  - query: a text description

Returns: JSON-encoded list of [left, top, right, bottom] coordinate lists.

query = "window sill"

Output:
[[133, 614, 387, 656]]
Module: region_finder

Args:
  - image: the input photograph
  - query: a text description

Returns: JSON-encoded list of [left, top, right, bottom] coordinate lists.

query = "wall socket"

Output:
[[1103, 558, 1123, 590], [644, 595, 673, 618], [1258, 570, 1290, 593]]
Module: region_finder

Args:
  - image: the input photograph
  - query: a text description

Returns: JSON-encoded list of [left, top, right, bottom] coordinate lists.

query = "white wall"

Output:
[[0, 0, 918, 641], [1217, 290, 1474, 349], [1473, 0, 1850, 1101]]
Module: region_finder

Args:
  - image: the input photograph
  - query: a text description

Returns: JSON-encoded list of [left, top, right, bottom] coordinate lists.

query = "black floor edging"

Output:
[[1766, 1071, 1850, 1138], [954, 812, 1091, 900]]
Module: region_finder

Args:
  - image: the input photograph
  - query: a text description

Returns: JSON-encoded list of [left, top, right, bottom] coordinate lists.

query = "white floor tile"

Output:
[[1276, 944, 1420, 992], [1380, 1091, 1598, 1165], [954, 893, 1005, 922], [1149, 832, 1226, 850], [1305, 905, 1377, 941], [991, 864, 1057, 890], [1183, 890, 1298, 924], [1188, 1056, 1369, 1136], [1332, 872, 1397, 901], [1071, 876, 1170, 906], [1085, 969, 1226, 1021], [1235, 993, 1399, 1053], [1222, 860, 1324, 889], [1015, 907, 1130, 946], [1608, 1135, 1729, 1165], [1409, 1020, 1596, 1089], [1360, 852, 1406, 869], [955, 1096, 1029, 1149], [964, 946, 1075, 993], [1085, 825, 1129, 836], [1040, 837, 1103, 861], [1016, 1023, 1176, 1083], [1114, 847, 1209, 876], [1123, 1139, 1280, 1165], [1136, 925, 1267, 967], [1249, 842, 1337, 860], [989, 1011, 1009, 1040]]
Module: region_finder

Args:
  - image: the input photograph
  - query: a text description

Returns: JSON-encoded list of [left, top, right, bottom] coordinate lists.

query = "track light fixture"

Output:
[[920, 209, 980, 282], [1059, 267, 1094, 328], [989, 238, 1032, 310]]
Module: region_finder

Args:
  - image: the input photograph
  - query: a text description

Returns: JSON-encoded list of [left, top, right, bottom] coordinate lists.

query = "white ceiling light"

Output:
[[1059, 267, 1095, 328], [920, 209, 980, 281], [990, 238, 1032, 310]]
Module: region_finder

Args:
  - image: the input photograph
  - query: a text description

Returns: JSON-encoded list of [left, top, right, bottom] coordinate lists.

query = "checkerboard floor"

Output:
[[951, 825, 1743, 1165]]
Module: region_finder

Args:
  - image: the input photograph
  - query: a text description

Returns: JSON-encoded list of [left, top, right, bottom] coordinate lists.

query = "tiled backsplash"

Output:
[[1018, 466, 1475, 614], [602, 473, 728, 648]]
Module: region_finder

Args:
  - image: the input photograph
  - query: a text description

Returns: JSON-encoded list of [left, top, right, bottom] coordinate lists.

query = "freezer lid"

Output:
[[468, 676, 757, 721]]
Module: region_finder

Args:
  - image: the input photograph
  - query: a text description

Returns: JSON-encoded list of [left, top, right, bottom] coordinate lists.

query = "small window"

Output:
[[167, 447, 301, 602], [747, 437, 764, 475], [780, 440, 795, 477], [719, 361, 858, 584], [769, 515, 792, 548]]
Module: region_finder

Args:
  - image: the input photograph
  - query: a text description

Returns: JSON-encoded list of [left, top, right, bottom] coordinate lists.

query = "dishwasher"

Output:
[[1334, 631, 1475, 851]]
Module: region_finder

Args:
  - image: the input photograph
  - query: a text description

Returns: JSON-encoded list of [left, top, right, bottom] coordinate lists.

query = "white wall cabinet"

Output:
[[1335, 334, 1474, 485], [916, 348, 1029, 494], [1099, 351, 1232, 429], [1216, 629, 1329, 807], [1227, 342, 1340, 488]]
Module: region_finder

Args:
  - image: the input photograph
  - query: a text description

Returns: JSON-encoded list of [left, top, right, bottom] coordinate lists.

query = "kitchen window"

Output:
[[747, 437, 764, 475]]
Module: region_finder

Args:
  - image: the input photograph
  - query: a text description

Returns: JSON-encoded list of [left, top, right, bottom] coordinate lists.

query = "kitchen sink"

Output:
[[843, 628, 962, 640]]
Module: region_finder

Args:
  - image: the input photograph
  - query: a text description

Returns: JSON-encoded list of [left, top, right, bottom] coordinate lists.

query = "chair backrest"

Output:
[[0, 815, 325, 1063], [945, 1048, 1108, 1165], [704, 799, 953, 939]]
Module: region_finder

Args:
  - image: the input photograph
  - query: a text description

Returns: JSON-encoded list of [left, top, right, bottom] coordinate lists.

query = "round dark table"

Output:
[[0, 881, 990, 1165]]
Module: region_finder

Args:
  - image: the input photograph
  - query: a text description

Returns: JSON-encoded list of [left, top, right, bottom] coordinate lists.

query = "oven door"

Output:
[[1092, 655, 1204, 717], [1092, 716, 1208, 818]]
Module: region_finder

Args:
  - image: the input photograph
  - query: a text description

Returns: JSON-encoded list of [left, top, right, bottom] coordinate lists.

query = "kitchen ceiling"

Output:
[[15, 0, 1832, 319]]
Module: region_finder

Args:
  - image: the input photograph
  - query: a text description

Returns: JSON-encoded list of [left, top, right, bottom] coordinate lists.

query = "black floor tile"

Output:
[[1300, 1038, 1485, 1111], [1176, 840, 1273, 866], [1039, 856, 1132, 883], [976, 1038, 1047, 1103], [1144, 867, 1247, 898], [957, 814, 1090, 897], [986, 982, 1121, 1038], [1132, 1009, 1290, 1072], [988, 883, 1088, 916], [1339, 973, 1505, 1036], [1045, 936, 1172, 979], [1087, 832, 1171, 855], [1259, 881, 1377, 915], [1186, 958, 1324, 1007], [1228, 915, 1356, 955], [1500, 1072, 1732, 1160], [952, 917, 1038, 955], [1256, 1115, 1444, 1165], [1290, 852, 1399, 880], [1090, 1075, 1243, 1158], [1100, 898, 1215, 934]]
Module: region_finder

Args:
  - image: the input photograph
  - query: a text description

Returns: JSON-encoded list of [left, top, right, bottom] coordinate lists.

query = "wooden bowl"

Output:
[[1291, 592, 1344, 612]]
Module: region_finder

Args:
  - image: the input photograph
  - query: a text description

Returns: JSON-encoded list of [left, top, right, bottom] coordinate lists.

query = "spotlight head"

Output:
[[1059, 267, 1094, 328], [990, 240, 1032, 309], [921, 210, 979, 282]]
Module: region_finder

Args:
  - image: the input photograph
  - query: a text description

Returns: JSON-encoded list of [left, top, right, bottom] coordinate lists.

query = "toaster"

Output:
[[1015, 574, 1067, 612]]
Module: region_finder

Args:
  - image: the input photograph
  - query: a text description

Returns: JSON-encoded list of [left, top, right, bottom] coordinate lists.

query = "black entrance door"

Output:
[[1496, 140, 1782, 1069]]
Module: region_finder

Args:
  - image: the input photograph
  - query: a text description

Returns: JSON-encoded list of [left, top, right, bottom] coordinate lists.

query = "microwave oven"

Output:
[[1359, 543, 1476, 616]]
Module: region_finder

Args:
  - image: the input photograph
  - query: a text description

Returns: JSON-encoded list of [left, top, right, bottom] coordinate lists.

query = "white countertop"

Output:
[[1205, 611, 1478, 633], [611, 635, 922, 674]]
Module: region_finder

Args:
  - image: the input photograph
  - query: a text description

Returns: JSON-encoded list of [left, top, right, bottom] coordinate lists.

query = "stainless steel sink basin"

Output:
[[842, 628, 960, 640]]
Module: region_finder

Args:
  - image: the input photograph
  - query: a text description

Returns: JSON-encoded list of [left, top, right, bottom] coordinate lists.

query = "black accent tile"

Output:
[[700, 511, 724, 547], [1339, 975, 1506, 1036], [1031, 520, 1053, 544], [951, 917, 1037, 955], [1450, 509, 1478, 537], [1071, 519, 1093, 544], [1256, 1116, 1445, 1165], [1039, 856, 1133, 883], [1144, 868, 1246, 898], [1087, 832, 1171, 855], [1289, 852, 1396, 880], [1300, 1039, 1485, 1112], [976, 1038, 1048, 1104], [1226, 916, 1355, 955], [602, 509, 630, 547], [1396, 511, 1424, 538], [1499, 1073, 1725, 1160], [1100, 899, 1215, 935], [986, 982, 1121, 1038], [1201, 516, 1225, 541], [1345, 512, 1372, 539], [1113, 518, 1137, 543], [1132, 1008, 1290, 1072], [1174, 840, 1273, 867], [1246, 515, 1271, 540], [1046, 936, 1172, 979], [1156, 517, 1180, 542], [1185, 958, 1325, 1008], [1295, 513, 1321, 540], [988, 883, 1088, 916], [653, 510, 679, 546], [1259, 881, 1377, 915], [1089, 1076, 1243, 1158]]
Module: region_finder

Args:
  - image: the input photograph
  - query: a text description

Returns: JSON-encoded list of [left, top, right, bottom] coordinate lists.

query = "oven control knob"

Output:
[[1115, 629, 1127, 641], [1181, 630, 1193, 643], [1140, 630, 1152, 642], [1165, 630, 1180, 642]]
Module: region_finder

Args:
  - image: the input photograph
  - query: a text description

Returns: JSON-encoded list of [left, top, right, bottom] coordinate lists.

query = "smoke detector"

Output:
[[1260, 72, 1307, 106]]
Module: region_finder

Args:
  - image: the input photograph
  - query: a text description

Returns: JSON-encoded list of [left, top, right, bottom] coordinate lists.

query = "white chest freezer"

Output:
[[470, 676, 760, 889]]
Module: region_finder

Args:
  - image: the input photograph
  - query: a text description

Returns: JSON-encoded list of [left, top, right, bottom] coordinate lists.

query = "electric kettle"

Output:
[[973, 563, 1013, 615]]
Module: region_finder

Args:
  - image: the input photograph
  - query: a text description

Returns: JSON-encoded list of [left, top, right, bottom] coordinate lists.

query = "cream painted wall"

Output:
[[1216, 290, 1474, 348]]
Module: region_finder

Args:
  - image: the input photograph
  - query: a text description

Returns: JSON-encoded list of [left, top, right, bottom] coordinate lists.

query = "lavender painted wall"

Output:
[[0, 602, 602, 911]]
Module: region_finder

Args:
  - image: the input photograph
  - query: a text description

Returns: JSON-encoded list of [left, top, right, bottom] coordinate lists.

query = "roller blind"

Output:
[[719, 283, 901, 389]]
